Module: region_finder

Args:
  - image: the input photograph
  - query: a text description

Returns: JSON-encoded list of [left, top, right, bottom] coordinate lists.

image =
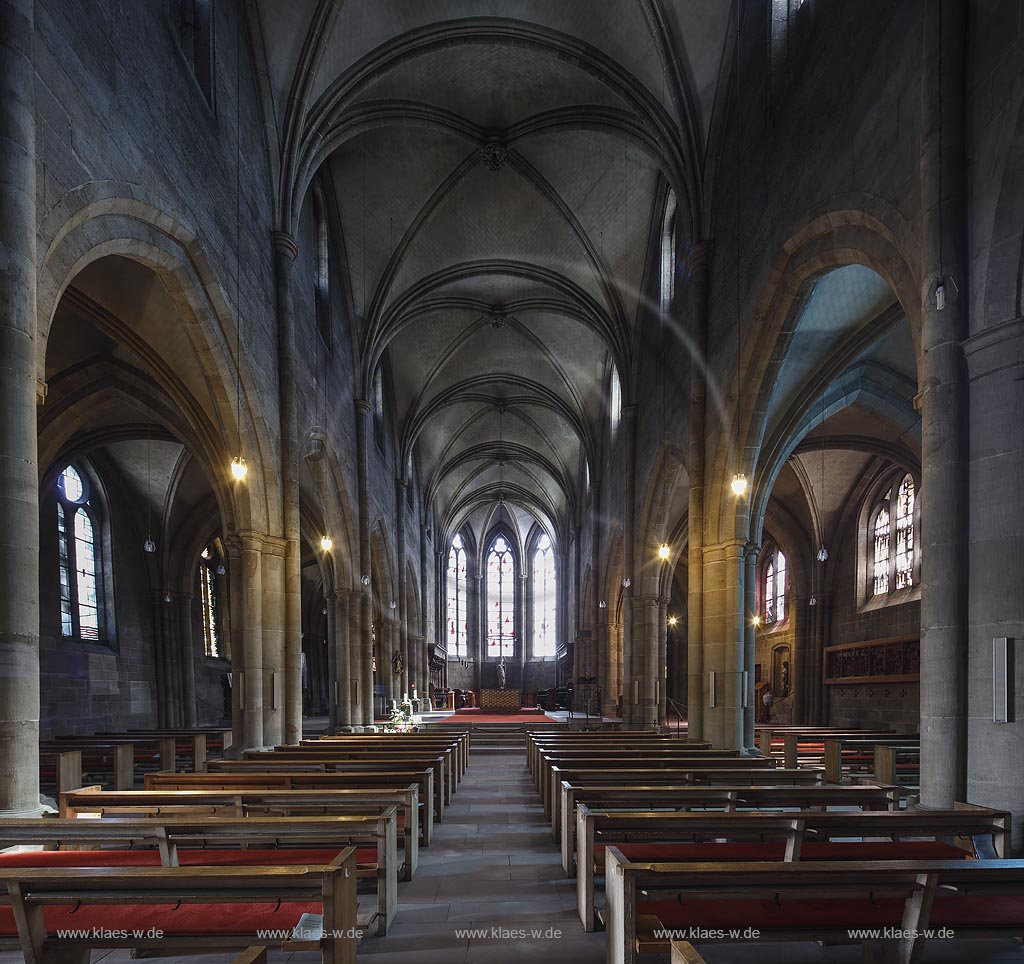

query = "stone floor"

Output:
[[4, 748, 1024, 963]]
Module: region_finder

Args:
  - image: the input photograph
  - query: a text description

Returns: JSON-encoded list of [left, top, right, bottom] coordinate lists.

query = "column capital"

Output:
[[396, 477, 409, 489], [743, 541, 761, 559], [621, 404, 638, 421], [354, 398, 373, 416], [963, 315, 1024, 380], [271, 231, 299, 261]]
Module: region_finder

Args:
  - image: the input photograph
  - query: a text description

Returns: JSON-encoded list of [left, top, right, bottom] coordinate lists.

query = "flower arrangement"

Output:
[[383, 698, 421, 733]]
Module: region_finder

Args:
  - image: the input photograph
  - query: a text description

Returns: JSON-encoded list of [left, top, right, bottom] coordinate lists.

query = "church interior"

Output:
[[1, 0, 1023, 962]]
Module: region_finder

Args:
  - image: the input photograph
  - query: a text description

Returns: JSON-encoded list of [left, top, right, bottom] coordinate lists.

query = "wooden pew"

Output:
[[526, 733, 711, 775], [824, 737, 922, 784], [575, 804, 1010, 931], [252, 747, 456, 801], [757, 728, 898, 767], [0, 854, 358, 964], [874, 744, 921, 794], [546, 762, 819, 829], [0, 812, 398, 936], [40, 741, 136, 790], [307, 733, 470, 776], [150, 768, 438, 842], [606, 854, 1024, 964], [59, 784, 421, 878], [531, 746, 734, 790], [101, 730, 210, 771], [38, 749, 83, 796], [557, 782, 902, 873]]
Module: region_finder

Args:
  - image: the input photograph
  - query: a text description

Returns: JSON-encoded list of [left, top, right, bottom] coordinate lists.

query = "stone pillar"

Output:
[[918, 0, 968, 807], [621, 406, 638, 726], [686, 241, 711, 743], [474, 572, 485, 692], [702, 540, 745, 749], [241, 534, 264, 749], [518, 571, 528, 695], [395, 478, 409, 697], [225, 536, 245, 744], [657, 596, 668, 726], [590, 481, 603, 710], [633, 595, 660, 729], [419, 523, 430, 692], [177, 594, 198, 727], [331, 590, 351, 730], [347, 588, 364, 731], [742, 542, 759, 751], [354, 399, 374, 728], [964, 318, 1024, 843], [271, 232, 303, 746], [0, 0, 38, 816], [261, 537, 286, 746]]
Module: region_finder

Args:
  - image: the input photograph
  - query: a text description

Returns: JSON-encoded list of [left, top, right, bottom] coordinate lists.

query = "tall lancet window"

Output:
[[763, 547, 787, 625], [531, 533, 557, 658], [57, 465, 101, 640], [871, 474, 916, 597], [894, 475, 915, 590], [446, 533, 468, 658], [198, 545, 220, 658], [486, 535, 515, 658]]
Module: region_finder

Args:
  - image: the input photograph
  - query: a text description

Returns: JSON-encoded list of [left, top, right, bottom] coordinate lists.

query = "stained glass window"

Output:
[[873, 502, 891, 596], [531, 533, 556, 658], [57, 465, 102, 640], [199, 545, 220, 657], [486, 535, 515, 658], [446, 534, 468, 658], [763, 548, 787, 625], [894, 476, 915, 590]]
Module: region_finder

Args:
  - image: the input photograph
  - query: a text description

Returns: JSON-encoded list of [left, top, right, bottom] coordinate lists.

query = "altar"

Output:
[[479, 688, 522, 711]]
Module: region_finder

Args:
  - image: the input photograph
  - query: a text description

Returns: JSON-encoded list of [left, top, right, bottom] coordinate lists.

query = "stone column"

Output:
[[331, 590, 351, 730], [633, 595, 660, 728], [597, 606, 612, 718], [621, 406, 638, 726], [742, 542, 759, 751], [518, 571, 528, 696], [177, 593, 198, 727], [225, 536, 245, 744], [354, 399, 374, 728], [590, 481, 603, 709], [657, 596, 668, 726], [686, 241, 712, 743], [241, 534, 264, 749], [419, 524, 430, 693], [271, 232, 303, 746], [0, 0, 39, 816], [347, 588, 364, 731], [702, 539, 745, 749], [395, 478, 409, 697], [918, 0, 968, 807], [964, 318, 1024, 843], [474, 572, 485, 692], [261, 537, 286, 746]]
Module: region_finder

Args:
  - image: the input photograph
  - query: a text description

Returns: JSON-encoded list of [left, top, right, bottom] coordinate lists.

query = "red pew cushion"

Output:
[[0, 902, 319, 938], [595, 840, 966, 863], [931, 896, 1024, 927], [640, 897, 906, 931], [0, 847, 376, 867]]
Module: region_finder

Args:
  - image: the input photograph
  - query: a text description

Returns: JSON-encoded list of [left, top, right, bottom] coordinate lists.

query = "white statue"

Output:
[[497, 656, 507, 690]]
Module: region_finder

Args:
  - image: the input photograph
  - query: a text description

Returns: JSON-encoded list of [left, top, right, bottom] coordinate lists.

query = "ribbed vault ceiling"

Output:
[[255, 0, 732, 542]]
